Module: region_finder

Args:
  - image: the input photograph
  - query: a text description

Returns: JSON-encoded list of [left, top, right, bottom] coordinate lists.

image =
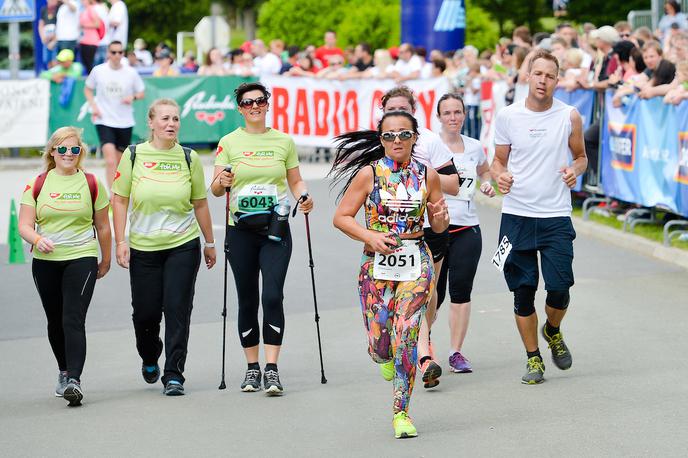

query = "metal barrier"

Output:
[[627, 10, 654, 30]]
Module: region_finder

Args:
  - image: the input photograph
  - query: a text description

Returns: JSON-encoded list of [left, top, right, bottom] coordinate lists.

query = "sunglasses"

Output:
[[380, 130, 415, 142], [239, 96, 270, 108], [110, 50, 124, 55], [55, 145, 82, 155]]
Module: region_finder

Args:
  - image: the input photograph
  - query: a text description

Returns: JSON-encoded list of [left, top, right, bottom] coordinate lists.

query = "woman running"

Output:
[[112, 98, 216, 396], [331, 110, 449, 438], [435, 93, 495, 373], [18, 126, 112, 407], [211, 82, 313, 396]]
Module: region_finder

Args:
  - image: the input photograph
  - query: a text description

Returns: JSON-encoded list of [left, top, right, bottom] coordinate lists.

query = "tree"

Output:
[[473, 0, 549, 36], [127, 0, 212, 50], [465, 0, 500, 52], [564, 0, 648, 27]]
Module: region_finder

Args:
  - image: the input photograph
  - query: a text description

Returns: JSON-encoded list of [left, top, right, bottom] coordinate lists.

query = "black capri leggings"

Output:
[[129, 238, 201, 385], [437, 225, 482, 308], [32, 257, 98, 381], [227, 226, 292, 348]]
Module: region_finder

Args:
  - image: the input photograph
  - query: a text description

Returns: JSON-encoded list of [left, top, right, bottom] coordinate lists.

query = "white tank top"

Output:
[[494, 98, 576, 218]]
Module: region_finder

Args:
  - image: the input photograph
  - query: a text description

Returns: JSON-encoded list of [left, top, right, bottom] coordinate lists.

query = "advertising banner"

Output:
[[0, 79, 50, 147], [260, 76, 451, 148], [553, 88, 595, 130], [401, 0, 465, 51], [49, 75, 255, 147]]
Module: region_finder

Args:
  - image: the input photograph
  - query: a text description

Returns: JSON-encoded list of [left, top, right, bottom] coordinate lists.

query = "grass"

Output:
[[571, 205, 688, 251]]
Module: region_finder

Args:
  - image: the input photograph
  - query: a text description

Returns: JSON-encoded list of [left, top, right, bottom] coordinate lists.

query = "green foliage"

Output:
[[564, 0, 648, 27], [465, 0, 500, 52], [0, 23, 35, 70], [127, 0, 212, 50], [257, 0, 399, 49], [473, 0, 548, 35]]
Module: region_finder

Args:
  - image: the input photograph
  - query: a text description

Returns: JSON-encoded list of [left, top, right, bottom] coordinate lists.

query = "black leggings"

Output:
[[79, 44, 97, 74], [32, 257, 98, 381], [129, 238, 201, 384], [227, 226, 292, 348], [437, 225, 482, 308]]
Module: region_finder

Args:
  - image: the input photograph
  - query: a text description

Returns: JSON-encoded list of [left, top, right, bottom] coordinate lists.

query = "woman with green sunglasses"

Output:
[[18, 126, 112, 407]]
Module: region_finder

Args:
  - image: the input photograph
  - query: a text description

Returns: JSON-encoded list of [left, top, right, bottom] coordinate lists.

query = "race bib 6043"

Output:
[[237, 184, 278, 212]]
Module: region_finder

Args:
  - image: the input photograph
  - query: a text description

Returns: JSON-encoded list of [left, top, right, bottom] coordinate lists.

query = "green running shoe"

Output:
[[521, 356, 545, 385], [393, 411, 418, 439], [379, 360, 394, 381], [542, 326, 573, 370]]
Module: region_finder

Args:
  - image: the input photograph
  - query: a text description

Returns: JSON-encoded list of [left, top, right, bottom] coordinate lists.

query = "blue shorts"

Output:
[[498, 214, 576, 292]]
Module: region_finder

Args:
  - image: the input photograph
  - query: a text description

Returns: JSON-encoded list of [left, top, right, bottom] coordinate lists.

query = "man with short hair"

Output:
[[491, 49, 587, 385], [314, 30, 343, 68], [85, 40, 145, 189], [251, 39, 281, 76]]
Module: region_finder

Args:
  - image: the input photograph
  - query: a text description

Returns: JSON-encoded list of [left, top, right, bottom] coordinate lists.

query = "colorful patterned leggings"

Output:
[[358, 243, 434, 414]]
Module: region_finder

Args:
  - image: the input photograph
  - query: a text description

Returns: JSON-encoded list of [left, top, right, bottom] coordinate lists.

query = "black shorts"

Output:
[[423, 227, 449, 263], [498, 214, 576, 292], [96, 125, 133, 151], [437, 225, 482, 307]]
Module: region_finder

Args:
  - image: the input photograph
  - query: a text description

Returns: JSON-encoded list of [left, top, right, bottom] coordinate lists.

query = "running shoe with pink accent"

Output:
[[449, 351, 473, 373]]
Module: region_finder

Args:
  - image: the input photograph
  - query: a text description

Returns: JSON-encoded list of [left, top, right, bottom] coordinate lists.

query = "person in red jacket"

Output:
[[314, 30, 344, 68]]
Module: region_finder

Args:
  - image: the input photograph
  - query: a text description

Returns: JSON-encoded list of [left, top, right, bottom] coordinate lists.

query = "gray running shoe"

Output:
[[63, 379, 84, 406], [542, 326, 573, 370], [55, 372, 69, 397], [521, 356, 545, 385], [263, 369, 283, 396], [163, 380, 185, 396], [241, 368, 262, 392]]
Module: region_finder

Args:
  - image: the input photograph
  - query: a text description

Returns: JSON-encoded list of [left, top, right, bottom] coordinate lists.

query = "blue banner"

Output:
[[600, 92, 688, 216], [553, 88, 595, 130], [401, 0, 465, 52]]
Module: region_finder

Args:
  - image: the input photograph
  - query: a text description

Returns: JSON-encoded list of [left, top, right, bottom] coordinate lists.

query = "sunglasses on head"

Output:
[[239, 96, 270, 108], [380, 130, 415, 142], [55, 145, 82, 155]]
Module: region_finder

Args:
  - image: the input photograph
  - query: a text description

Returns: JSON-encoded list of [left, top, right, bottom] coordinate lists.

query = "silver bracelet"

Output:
[[204, 242, 215, 248]]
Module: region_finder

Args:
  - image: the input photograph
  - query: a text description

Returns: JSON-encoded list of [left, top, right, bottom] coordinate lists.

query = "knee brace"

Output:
[[513, 287, 537, 317], [546, 290, 570, 310]]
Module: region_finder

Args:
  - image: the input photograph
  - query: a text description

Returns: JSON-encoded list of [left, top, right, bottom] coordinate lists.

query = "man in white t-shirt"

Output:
[[389, 43, 423, 83], [55, 0, 79, 53], [85, 40, 145, 189], [251, 39, 281, 76], [108, 0, 129, 47], [381, 86, 459, 389], [491, 49, 587, 385]]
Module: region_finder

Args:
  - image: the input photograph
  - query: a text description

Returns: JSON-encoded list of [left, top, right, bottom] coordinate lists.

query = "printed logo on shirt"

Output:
[[57, 193, 81, 202], [676, 132, 688, 185], [609, 123, 636, 171], [50, 193, 61, 199], [155, 162, 182, 172], [528, 128, 547, 138], [216, 145, 223, 157], [24, 184, 31, 192], [242, 150, 274, 159], [114, 171, 121, 181]]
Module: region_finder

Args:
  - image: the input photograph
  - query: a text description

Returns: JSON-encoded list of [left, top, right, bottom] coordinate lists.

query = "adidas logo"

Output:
[[433, 0, 466, 32]]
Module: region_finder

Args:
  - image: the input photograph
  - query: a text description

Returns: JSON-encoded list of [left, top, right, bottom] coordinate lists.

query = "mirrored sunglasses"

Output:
[[380, 130, 415, 142], [55, 145, 82, 155]]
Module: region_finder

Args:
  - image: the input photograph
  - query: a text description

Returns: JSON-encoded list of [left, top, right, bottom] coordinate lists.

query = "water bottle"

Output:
[[267, 201, 291, 242]]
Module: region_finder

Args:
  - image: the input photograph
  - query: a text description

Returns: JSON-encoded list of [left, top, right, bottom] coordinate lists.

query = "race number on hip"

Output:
[[491, 235, 512, 272], [237, 184, 278, 212], [373, 241, 421, 281], [458, 170, 477, 201]]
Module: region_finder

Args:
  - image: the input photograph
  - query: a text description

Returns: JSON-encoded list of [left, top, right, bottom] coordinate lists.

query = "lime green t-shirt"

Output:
[[214, 128, 299, 225], [112, 142, 207, 251], [21, 169, 109, 261]]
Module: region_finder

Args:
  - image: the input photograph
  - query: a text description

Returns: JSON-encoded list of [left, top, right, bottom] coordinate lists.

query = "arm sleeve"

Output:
[[20, 177, 38, 207], [94, 178, 110, 211], [285, 137, 300, 169], [112, 148, 133, 197], [494, 110, 510, 145], [189, 150, 208, 200]]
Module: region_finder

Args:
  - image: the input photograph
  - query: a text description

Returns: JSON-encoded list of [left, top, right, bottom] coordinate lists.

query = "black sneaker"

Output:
[[142, 363, 160, 384], [163, 380, 185, 396], [241, 367, 262, 392], [63, 378, 84, 407], [541, 325, 573, 370], [263, 368, 283, 396]]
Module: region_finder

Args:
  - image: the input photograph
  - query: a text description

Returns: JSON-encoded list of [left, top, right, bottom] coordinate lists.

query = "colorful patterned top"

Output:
[[364, 156, 428, 235]]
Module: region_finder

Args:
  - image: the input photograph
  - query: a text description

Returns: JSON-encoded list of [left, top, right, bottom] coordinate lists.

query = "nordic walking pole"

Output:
[[296, 191, 327, 384], [219, 165, 232, 390]]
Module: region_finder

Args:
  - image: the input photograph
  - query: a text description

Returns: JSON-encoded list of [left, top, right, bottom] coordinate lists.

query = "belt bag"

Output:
[[234, 210, 272, 231]]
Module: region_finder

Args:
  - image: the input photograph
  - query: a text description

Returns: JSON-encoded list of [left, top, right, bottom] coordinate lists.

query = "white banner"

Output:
[[260, 76, 451, 147], [0, 79, 50, 148]]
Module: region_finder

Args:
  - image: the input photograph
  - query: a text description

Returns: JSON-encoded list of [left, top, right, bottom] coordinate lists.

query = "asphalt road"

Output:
[[1, 169, 687, 457]]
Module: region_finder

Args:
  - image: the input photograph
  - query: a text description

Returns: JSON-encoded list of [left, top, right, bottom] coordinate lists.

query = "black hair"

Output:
[[229, 48, 244, 61], [666, 1, 680, 13], [612, 40, 636, 63], [436, 93, 465, 115], [109, 40, 123, 50], [358, 42, 372, 55], [287, 45, 300, 58], [630, 47, 646, 73], [329, 111, 419, 200], [652, 59, 676, 86], [234, 82, 270, 105]]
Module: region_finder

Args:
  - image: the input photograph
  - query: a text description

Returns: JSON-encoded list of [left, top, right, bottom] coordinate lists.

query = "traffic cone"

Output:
[[8, 199, 26, 264]]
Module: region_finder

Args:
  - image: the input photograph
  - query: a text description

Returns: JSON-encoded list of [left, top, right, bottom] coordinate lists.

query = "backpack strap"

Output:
[[32, 172, 49, 203], [84, 172, 98, 216], [182, 146, 192, 170], [128, 144, 137, 167]]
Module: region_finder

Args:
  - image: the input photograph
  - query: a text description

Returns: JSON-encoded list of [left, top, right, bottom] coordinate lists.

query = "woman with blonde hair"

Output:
[[18, 126, 112, 407], [112, 98, 216, 396]]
